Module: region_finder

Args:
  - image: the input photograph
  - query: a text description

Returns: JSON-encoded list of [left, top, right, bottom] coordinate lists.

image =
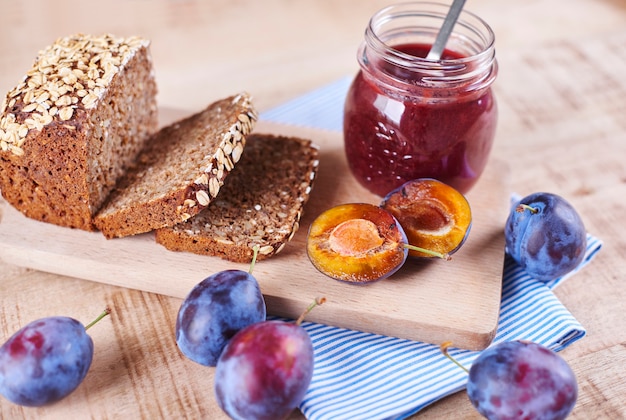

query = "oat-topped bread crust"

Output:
[[154, 133, 320, 263], [0, 33, 158, 230], [94, 93, 257, 239]]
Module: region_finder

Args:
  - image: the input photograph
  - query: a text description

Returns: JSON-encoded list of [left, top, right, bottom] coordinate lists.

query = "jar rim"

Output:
[[360, 1, 497, 91], [367, 1, 495, 62]]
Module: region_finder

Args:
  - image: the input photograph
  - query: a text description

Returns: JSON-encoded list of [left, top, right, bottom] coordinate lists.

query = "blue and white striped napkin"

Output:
[[260, 79, 603, 420]]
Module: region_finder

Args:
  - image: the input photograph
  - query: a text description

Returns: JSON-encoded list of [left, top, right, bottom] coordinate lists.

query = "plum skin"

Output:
[[0, 317, 93, 407], [505, 192, 586, 282], [215, 320, 314, 420], [176, 269, 266, 367], [467, 341, 578, 420]]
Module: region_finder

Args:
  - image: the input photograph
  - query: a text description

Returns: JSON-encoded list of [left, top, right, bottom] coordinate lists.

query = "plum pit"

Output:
[[328, 219, 384, 256]]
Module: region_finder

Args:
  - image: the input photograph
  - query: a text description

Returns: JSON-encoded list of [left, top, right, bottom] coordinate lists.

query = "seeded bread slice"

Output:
[[94, 93, 257, 238], [154, 133, 320, 262], [0, 34, 158, 231]]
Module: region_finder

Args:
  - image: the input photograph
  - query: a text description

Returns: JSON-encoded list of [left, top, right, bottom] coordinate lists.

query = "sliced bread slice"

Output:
[[154, 133, 320, 262], [94, 93, 257, 238]]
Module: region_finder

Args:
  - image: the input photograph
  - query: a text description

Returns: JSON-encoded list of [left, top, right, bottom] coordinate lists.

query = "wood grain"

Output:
[[0, 271, 231, 419], [1, 1, 626, 418], [0, 118, 509, 351]]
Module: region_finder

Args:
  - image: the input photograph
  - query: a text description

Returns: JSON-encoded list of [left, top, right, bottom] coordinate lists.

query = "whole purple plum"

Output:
[[0, 316, 94, 406], [467, 341, 578, 420], [214, 320, 314, 420], [176, 270, 266, 367], [505, 192, 586, 282]]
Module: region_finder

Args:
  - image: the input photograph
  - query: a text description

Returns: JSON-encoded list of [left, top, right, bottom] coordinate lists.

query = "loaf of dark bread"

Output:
[[0, 34, 314, 253], [154, 133, 319, 262], [0, 34, 158, 230], [94, 93, 257, 238]]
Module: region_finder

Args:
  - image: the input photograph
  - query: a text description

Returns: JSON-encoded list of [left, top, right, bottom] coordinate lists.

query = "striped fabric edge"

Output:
[[297, 234, 602, 420], [259, 76, 352, 132]]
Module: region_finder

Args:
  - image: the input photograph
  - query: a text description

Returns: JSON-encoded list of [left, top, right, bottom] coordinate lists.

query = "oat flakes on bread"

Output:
[[0, 34, 158, 230], [154, 133, 320, 263], [94, 93, 257, 239]]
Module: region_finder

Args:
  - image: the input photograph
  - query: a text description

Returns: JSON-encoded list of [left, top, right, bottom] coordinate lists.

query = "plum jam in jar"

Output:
[[344, 2, 498, 196]]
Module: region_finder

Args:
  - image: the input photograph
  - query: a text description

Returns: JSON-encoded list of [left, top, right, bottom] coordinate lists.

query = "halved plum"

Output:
[[306, 203, 408, 283], [381, 179, 472, 258]]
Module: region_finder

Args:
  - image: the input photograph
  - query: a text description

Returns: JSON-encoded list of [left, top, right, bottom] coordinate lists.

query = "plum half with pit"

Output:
[[306, 203, 408, 283], [381, 178, 472, 258], [505, 192, 586, 282]]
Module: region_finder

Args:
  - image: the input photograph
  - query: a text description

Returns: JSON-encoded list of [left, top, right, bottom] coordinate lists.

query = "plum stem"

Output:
[[516, 203, 539, 214], [85, 307, 111, 331], [440, 341, 469, 373], [249, 245, 260, 274], [403, 244, 451, 260], [296, 297, 326, 326]]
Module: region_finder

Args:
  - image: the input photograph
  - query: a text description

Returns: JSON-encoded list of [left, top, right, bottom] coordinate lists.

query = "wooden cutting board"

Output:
[[0, 114, 509, 351]]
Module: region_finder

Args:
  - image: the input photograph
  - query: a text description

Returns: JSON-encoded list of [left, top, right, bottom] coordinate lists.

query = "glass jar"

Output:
[[343, 1, 498, 196]]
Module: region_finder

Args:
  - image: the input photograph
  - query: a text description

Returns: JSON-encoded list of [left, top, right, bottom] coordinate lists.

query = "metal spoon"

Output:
[[426, 0, 467, 60]]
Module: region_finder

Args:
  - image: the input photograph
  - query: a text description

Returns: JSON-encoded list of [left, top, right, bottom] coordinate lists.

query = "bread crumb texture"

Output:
[[94, 93, 258, 238], [0, 33, 158, 230], [155, 133, 320, 263]]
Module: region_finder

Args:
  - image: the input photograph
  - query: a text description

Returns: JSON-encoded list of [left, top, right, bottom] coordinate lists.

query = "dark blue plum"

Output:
[[505, 192, 586, 282], [215, 320, 314, 420], [176, 269, 266, 367], [467, 341, 578, 420], [0, 316, 94, 407]]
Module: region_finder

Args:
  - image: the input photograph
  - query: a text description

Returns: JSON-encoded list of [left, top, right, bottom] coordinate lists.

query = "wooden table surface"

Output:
[[2, 1, 626, 418]]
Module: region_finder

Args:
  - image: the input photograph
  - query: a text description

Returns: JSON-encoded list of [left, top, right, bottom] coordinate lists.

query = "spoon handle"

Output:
[[426, 0, 467, 60]]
